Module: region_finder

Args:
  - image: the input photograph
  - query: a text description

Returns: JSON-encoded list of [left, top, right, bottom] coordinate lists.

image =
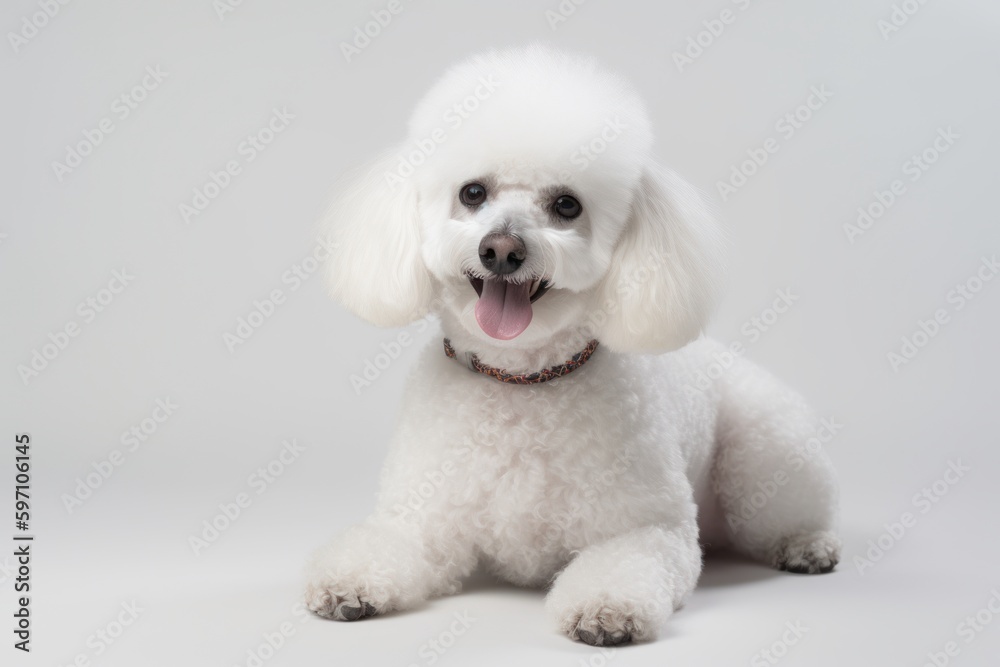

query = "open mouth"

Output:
[[468, 276, 550, 302], [467, 274, 551, 340]]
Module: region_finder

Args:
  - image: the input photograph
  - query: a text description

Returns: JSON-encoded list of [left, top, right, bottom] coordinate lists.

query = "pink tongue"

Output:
[[474, 278, 533, 340]]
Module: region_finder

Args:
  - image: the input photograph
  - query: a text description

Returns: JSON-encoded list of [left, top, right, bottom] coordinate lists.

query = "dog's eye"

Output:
[[553, 195, 582, 219], [460, 183, 487, 207]]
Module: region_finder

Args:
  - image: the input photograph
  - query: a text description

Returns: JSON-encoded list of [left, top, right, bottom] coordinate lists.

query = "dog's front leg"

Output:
[[545, 522, 702, 645], [305, 514, 470, 621]]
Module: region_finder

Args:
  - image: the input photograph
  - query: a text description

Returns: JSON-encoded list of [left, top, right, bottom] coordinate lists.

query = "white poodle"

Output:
[[305, 45, 840, 646]]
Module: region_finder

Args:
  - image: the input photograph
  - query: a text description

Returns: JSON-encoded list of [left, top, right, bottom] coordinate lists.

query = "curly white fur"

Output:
[[306, 44, 840, 646]]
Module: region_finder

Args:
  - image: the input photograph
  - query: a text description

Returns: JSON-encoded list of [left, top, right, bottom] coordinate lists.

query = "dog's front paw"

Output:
[[549, 591, 663, 647], [305, 581, 381, 621], [304, 521, 438, 620], [773, 530, 841, 574], [570, 606, 639, 646]]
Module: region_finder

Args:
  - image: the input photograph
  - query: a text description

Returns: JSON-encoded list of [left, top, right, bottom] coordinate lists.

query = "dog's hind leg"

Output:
[[711, 355, 841, 573]]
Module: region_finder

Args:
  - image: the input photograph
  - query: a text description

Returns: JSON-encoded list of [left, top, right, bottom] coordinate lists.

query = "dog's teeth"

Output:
[[530, 279, 540, 296]]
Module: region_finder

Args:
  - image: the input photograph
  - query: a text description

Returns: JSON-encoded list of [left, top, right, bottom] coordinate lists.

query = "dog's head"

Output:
[[322, 45, 724, 353]]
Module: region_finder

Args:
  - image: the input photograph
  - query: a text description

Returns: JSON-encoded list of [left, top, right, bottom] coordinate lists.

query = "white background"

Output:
[[2, 1, 999, 666]]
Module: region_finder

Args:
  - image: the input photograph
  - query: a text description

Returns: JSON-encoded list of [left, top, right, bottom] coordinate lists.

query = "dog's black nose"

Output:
[[479, 232, 526, 275]]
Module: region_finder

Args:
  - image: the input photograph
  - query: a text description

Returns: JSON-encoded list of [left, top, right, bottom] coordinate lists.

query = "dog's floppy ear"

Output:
[[319, 147, 433, 327], [593, 160, 726, 353]]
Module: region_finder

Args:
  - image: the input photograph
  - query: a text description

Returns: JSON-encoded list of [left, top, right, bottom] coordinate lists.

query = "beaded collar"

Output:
[[442, 338, 599, 385]]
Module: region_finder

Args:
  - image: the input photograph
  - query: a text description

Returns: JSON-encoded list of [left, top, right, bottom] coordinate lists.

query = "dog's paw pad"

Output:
[[572, 610, 635, 646], [305, 586, 380, 621], [773, 531, 841, 574], [338, 603, 365, 621], [336, 599, 377, 621]]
